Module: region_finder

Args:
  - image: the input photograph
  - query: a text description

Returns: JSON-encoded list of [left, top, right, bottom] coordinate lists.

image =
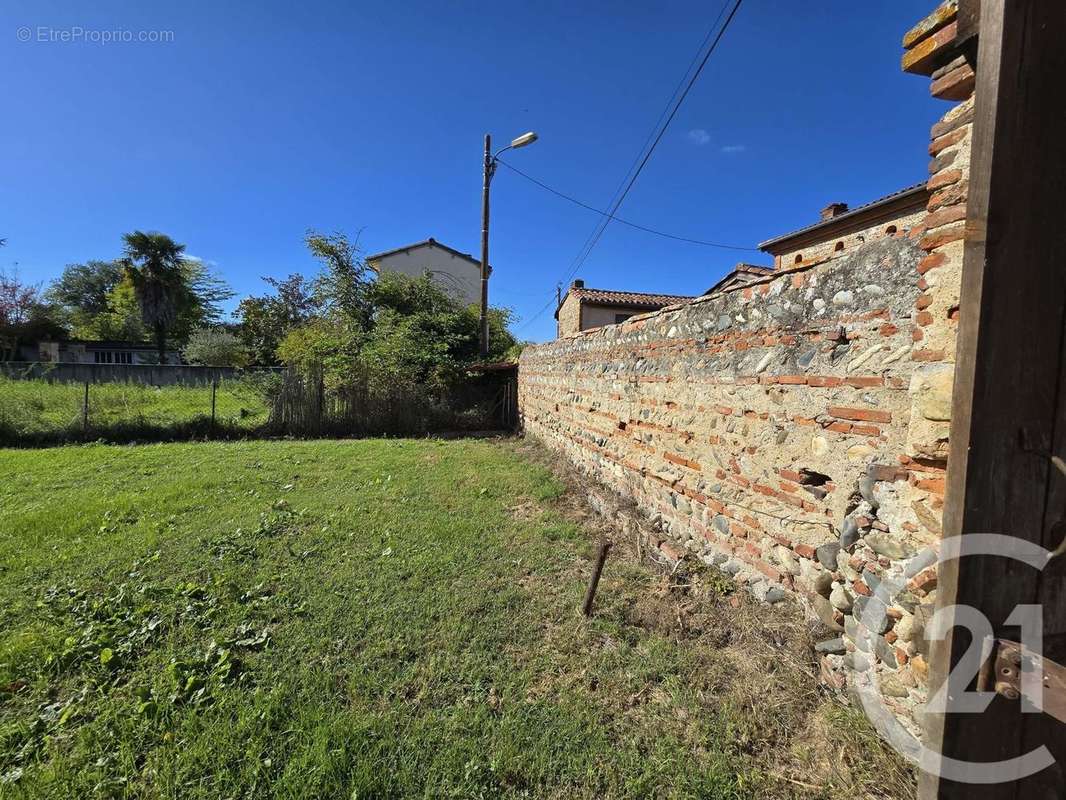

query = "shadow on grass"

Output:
[[0, 417, 517, 449], [0, 417, 266, 448]]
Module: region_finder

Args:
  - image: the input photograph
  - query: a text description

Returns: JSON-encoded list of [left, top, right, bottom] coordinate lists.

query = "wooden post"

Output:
[[316, 374, 325, 431], [920, 2, 1066, 796], [582, 538, 611, 617]]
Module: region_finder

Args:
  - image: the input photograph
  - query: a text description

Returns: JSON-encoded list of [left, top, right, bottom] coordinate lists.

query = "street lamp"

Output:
[[480, 130, 538, 358]]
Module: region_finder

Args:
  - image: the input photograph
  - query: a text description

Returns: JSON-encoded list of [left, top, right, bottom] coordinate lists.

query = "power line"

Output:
[[567, 0, 734, 270], [564, 0, 745, 285], [496, 158, 757, 252], [520, 0, 745, 331]]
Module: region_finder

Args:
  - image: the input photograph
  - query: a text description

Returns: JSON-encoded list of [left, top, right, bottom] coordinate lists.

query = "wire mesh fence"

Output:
[[0, 364, 516, 446], [0, 371, 276, 445]]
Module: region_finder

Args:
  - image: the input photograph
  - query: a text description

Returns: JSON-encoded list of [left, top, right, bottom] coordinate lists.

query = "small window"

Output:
[[614, 313, 635, 324], [834, 241, 845, 252], [794, 254, 803, 264], [885, 225, 898, 235], [94, 351, 131, 364]]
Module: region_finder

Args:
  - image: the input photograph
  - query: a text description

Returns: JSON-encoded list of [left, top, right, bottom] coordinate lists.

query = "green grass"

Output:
[[0, 376, 270, 444], [0, 439, 913, 799]]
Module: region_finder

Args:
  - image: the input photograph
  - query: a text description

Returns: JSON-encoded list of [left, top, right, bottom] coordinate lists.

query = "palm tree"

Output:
[[121, 231, 188, 363]]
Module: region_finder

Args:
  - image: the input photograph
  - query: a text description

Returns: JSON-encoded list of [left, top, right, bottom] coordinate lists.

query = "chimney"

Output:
[[572, 279, 585, 289], [820, 202, 849, 220]]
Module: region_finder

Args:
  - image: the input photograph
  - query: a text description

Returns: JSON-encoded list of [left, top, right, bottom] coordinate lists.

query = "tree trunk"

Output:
[[155, 324, 167, 365]]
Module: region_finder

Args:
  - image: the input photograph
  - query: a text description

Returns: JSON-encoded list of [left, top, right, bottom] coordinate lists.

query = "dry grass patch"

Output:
[[512, 437, 916, 799]]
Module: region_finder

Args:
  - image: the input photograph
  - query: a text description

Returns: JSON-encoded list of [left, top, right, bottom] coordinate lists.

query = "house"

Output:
[[366, 238, 486, 307], [555, 280, 695, 337], [758, 183, 929, 269], [19, 339, 179, 365], [551, 184, 929, 340]]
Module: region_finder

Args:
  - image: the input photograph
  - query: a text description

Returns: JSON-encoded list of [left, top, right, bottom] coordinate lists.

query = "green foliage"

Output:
[[275, 317, 363, 382], [182, 327, 251, 367], [46, 260, 124, 316], [175, 259, 235, 342], [305, 229, 373, 331], [0, 270, 65, 360], [235, 274, 318, 366], [74, 272, 146, 341], [121, 231, 189, 361], [46, 249, 233, 352], [278, 269, 517, 389]]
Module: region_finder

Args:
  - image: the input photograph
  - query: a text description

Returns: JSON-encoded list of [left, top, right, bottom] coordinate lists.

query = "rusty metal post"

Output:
[[210, 380, 217, 428], [582, 538, 612, 616], [82, 380, 89, 434]]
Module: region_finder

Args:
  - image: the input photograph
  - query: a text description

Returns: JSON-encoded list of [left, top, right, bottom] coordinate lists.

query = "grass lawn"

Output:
[[0, 439, 913, 799], [0, 376, 270, 444]]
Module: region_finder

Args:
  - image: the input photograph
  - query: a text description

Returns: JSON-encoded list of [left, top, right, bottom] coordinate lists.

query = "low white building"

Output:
[[20, 340, 179, 365], [366, 238, 487, 307]]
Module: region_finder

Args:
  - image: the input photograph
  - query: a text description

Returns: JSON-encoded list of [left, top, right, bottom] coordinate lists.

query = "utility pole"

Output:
[[478, 130, 538, 359], [479, 134, 492, 359]]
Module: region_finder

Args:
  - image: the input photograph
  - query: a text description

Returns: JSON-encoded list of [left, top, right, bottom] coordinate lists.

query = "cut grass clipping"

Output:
[[0, 439, 914, 798]]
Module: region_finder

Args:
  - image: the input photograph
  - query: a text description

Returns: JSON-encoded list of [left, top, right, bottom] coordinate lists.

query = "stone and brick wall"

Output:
[[521, 236, 941, 720], [520, 0, 974, 729]]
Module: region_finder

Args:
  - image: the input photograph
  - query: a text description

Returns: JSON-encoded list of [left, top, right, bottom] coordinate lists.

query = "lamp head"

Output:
[[510, 131, 538, 149]]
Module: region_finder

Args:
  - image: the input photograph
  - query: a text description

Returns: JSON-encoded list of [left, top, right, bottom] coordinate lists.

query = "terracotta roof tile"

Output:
[[570, 287, 696, 308]]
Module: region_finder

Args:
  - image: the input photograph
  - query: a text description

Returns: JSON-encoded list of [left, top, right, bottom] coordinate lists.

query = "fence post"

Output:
[[82, 380, 89, 435], [211, 380, 217, 430], [316, 374, 325, 431], [582, 538, 612, 617]]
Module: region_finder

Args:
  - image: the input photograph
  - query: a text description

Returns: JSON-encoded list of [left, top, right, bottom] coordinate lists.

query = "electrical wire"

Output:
[[519, 0, 745, 331], [496, 159, 757, 252]]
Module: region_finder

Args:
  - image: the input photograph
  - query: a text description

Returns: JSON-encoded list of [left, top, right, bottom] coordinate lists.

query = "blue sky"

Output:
[[2, 0, 941, 342]]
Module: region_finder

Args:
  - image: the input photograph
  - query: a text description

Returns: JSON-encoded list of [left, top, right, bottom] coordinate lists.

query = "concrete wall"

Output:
[[0, 362, 280, 386], [372, 245, 481, 306]]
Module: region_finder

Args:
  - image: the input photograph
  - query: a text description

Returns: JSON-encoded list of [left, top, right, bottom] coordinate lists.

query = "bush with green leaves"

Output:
[[278, 269, 517, 390], [182, 327, 251, 368]]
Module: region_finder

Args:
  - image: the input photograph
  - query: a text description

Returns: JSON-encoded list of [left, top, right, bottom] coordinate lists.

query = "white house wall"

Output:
[[373, 247, 481, 306]]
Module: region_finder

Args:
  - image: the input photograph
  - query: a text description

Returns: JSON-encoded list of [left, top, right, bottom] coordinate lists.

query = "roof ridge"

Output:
[[758, 182, 928, 251], [575, 286, 695, 299], [366, 238, 481, 267]]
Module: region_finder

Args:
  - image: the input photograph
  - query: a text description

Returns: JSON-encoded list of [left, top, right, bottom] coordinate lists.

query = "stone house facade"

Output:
[[555, 280, 695, 337], [759, 185, 930, 271]]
